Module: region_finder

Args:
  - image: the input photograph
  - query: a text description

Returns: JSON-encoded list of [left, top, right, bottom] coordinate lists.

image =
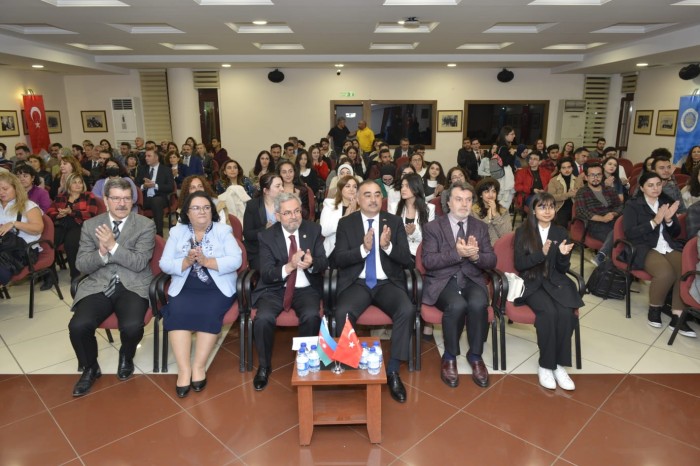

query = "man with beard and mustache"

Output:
[[250, 192, 327, 391], [573, 162, 623, 265], [68, 178, 156, 397]]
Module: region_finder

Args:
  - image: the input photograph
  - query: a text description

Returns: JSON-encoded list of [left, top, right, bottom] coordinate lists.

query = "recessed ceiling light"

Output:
[[484, 23, 556, 33], [226, 22, 293, 33], [42, 0, 129, 6], [592, 23, 674, 34], [375, 22, 438, 33], [67, 42, 132, 50], [252, 20, 268, 25], [672, 0, 700, 4], [32, 64, 44, 69], [447, 63, 457, 67], [109, 23, 184, 34], [160, 43, 218, 50], [369, 42, 419, 50], [528, 0, 610, 5], [334, 64, 344, 68], [543, 42, 605, 50], [221, 63, 231, 68], [384, 0, 461, 4], [193, 0, 274, 4], [252, 43, 304, 50], [457, 42, 513, 50], [0, 24, 77, 34], [636, 62, 649, 67]]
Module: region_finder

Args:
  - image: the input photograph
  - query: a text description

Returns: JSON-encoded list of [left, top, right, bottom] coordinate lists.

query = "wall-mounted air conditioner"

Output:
[[111, 97, 145, 146], [555, 99, 586, 148]]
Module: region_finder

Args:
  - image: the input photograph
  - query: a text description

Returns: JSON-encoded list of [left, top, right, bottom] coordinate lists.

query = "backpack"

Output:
[[585, 259, 627, 300]]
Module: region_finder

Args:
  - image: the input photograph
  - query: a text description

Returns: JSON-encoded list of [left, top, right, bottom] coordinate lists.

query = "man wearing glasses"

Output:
[[250, 192, 327, 391], [573, 162, 623, 265], [68, 178, 156, 396]]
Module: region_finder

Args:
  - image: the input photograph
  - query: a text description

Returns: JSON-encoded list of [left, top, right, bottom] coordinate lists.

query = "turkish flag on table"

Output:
[[22, 95, 50, 154], [333, 319, 362, 368]]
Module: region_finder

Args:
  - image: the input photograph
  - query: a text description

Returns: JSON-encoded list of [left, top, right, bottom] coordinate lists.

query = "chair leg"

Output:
[[414, 314, 421, 372], [105, 329, 114, 343], [239, 315, 246, 373], [667, 309, 688, 345], [491, 320, 499, 371], [574, 318, 582, 369], [625, 275, 632, 319], [246, 317, 253, 371], [161, 329, 169, 372], [499, 315, 507, 371], [579, 244, 584, 278], [152, 317, 159, 373], [28, 276, 35, 318], [52, 268, 64, 300]]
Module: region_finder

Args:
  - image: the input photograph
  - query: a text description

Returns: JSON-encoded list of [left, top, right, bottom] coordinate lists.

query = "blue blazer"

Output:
[[159, 222, 242, 297]]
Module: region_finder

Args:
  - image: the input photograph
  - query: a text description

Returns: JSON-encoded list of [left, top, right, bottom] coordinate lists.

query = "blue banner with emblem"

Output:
[[674, 95, 700, 164]]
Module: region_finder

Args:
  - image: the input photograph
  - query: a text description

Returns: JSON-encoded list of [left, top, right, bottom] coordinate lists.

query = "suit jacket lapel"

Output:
[[439, 215, 455, 246]]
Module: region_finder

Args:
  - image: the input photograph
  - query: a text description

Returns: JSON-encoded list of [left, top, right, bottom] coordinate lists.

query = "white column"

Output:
[[167, 68, 200, 146]]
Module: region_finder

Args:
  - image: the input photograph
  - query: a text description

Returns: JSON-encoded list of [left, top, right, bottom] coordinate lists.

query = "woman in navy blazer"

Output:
[[159, 191, 242, 398]]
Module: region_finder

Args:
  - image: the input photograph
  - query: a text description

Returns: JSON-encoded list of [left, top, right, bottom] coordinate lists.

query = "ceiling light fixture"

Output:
[[528, 0, 610, 5], [636, 62, 649, 67], [252, 20, 268, 25], [42, 0, 129, 6], [32, 64, 44, 69], [457, 42, 513, 50], [447, 63, 457, 67], [222, 64, 231, 68], [334, 64, 344, 68]]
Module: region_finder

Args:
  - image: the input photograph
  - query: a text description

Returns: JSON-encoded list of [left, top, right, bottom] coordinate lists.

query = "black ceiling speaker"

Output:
[[268, 68, 284, 83], [497, 68, 514, 83], [679, 64, 700, 81]]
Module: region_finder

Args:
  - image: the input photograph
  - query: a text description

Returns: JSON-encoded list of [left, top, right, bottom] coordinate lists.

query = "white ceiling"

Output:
[[0, 0, 699, 75]]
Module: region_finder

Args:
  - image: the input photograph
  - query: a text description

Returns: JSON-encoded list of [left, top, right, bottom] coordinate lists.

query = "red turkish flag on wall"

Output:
[[22, 95, 50, 154]]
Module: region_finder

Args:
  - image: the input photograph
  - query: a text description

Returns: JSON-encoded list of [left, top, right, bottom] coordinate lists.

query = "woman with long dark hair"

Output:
[[249, 150, 275, 190], [681, 164, 700, 208], [277, 160, 310, 220], [680, 145, 700, 176], [493, 126, 517, 209], [514, 192, 583, 390], [547, 157, 578, 227], [389, 173, 435, 257], [601, 156, 627, 202], [422, 161, 447, 202], [242, 172, 283, 270], [217, 159, 255, 197], [295, 149, 320, 194], [472, 177, 512, 245]]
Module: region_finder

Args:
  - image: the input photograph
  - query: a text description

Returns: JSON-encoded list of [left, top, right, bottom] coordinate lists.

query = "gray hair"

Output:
[[103, 177, 132, 199], [447, 181, 475, 202], [274, 192, 301, 213]]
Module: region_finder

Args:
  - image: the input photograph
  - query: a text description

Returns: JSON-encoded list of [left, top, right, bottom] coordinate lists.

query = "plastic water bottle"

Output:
[[359, 342, 369, 370], [308, 345, 320, 373], [373, 341, 383, 368], [296, 347, 309, 377], [367, 347, 380, 375]]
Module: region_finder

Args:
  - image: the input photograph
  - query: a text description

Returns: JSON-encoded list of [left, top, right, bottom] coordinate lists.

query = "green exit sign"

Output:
[[340, 91, 355, 97]]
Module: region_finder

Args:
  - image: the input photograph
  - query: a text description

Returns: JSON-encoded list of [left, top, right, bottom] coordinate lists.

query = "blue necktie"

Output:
[[366, 219, 377, 289]]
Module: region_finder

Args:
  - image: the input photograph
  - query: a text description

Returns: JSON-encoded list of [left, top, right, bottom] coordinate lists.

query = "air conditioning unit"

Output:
[[555, 99, 585, 148], [111, 97, 145, 146]]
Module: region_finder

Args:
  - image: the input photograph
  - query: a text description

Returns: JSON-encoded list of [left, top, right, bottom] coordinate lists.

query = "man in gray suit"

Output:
[[68, 178, 156, 397]]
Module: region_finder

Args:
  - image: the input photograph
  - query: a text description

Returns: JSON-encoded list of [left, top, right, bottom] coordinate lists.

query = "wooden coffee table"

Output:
[[291, 338, 387, 445]]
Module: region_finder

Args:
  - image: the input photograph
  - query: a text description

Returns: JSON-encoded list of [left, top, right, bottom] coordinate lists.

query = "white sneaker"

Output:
[[538, 367, 556, 390], [553, 365, 576, 391]]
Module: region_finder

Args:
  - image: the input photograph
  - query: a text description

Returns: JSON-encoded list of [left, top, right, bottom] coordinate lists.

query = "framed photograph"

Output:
[[46, 111, 62, 134], [655, 110, 678, 137], [437, 110, 462, 132], [633, 110, 653, 135], [81, 110, 108, 133], [0, 110, 20, 137], [21, 110, 29, 135]]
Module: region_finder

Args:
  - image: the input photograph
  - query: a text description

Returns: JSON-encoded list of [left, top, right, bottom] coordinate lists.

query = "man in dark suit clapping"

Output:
[[421, 182, 496, 388], [135, 148, 174, 236], [69, 178, 156, 397], [251, 192, 328, 391], [334, 180, 414, 403]]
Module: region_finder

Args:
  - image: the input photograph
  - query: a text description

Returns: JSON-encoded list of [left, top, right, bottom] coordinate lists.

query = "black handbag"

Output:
[[586, 259, 627, 300], [0, 212, 37, 275]]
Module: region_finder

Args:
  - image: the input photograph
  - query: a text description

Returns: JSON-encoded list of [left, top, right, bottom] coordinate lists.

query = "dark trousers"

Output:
[[335, 279, 413, 362], [54, 220, 82, 278], [523, 290, 575, 370], [435, 277, 489, 357], [253, 286, 321, 368], [587, 220, 614, 257], [143, 194, 167, 236], [68, 282, 148, 368]]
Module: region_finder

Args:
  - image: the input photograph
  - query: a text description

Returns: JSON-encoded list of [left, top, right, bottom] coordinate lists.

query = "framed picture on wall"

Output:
[[81, 110, 108, 133], [655, 110, 678, 137], [21, 110, 29, 135], [633, 109, 653, 135], [46, 111, 62, 134], [437, 110, 462, 132], [0, 110, 20, 137]]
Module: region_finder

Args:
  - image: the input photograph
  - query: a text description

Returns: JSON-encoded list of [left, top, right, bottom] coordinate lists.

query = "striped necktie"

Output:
[[104, 221, 122, 297]]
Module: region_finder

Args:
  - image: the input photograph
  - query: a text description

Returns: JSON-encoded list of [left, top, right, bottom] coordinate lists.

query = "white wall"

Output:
[[0, 68, 71, 150], [627, 67, 700, 163]]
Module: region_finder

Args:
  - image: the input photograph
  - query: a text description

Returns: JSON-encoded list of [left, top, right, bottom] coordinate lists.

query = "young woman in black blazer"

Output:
[[514, 192, 584, 390], [622, 171, 695, 338]]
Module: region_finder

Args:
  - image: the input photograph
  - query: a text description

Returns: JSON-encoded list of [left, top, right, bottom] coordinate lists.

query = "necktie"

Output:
[[283, 234, 297, 311], [365, 219, 377, 289], [147, 167, 155, 197], [457, 220, 466, 242], [148, 167, 154, 179], [104, 220, 122, 297]]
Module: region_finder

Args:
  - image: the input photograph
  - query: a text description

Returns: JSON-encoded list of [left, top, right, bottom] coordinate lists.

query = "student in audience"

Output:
[[217, 159, 254, 198], [14, 164, 50, 214], [514, 192, 583, 390], [389, 173, 435, 257], [472, 177, 512, 245], [243, 172, 283, 270], [540, 144, 560, 173], [159, 191, 242, 398], [680, 145, 700, 176], [51, 155, 83, 200], [196, 143, 215, 183], [27, 155, 52, 191], [124, 154, 139, 180], [319, 138, 336, 165], [602, 156, 628, 202], [91, 158, 138, 208], [320, 175, 358, 266], [376, 164, 396, 199], [249, 150, 274, 191], [648, 156, 686, 214], [623, 171, 695, 337], [344, 146, 366, 179], [681, 164, 700, 208], [514, 151, 552, 211], [47, 174, 99, 279], [277, 160, 310, 220], [410, 151, 428, 178], [211, 138, 229, 168], [423, 161, 447, 202], [391, 164, 415, 206], [309, 144, 330, 182], [533, 139, 546, 157], [547, 157, 578, 227], [295, 149, 320, 195], [561, 141, 575, 159], [167, 150, 188, 187], [179, 143, 203, 176], [326, 162, 363, 198]]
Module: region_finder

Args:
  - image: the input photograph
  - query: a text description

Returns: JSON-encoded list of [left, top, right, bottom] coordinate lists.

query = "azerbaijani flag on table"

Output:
[[317, 316, 336, 366]]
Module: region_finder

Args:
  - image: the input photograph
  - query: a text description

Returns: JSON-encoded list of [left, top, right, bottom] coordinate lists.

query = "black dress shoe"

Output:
[[117, 354, 134, 381], [440, 359, 459, 388], [387, 372, 407, 403], [39, 275, 54, 291], [468, 359, 489, 388], [176, 384, 191, 398], [253, 366, 271, 391], [72, 363, 102, 397], [191, 378, 207, 392]]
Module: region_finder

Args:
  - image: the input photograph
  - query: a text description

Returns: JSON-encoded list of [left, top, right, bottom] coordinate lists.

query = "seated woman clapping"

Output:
[[159, 191, 243, 398]]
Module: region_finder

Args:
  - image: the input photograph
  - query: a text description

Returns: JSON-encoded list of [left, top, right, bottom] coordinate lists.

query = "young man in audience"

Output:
[[393, 138, 412, 161], [457, 137, 481, 182], [283, 142, 296, 163], [649, 155, 687, 214], [540, 144, 560, 173], [367, 147, 395, 180], [514, 151, 552, 210], [270, 143, 282, 165], [592, 137, 606, 158]]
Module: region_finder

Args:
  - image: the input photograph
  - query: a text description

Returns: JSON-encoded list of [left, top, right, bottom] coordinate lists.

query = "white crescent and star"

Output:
[[30, 107, 43, 128]]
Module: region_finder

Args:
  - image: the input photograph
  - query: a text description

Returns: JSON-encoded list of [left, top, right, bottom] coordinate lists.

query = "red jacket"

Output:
[[514, 167, 552, 208]]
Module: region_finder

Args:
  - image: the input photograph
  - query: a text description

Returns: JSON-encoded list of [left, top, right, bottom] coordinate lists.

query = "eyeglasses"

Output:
[[536, 204, 555, 211], [587, 173, 603, 178], [107, 196, 132, 203], [189, 205, 212, 212], [280, 208, 302, 218]]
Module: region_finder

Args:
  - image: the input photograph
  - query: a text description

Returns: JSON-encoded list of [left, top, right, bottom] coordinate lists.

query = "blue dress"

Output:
[[162, 268, 235, 334]]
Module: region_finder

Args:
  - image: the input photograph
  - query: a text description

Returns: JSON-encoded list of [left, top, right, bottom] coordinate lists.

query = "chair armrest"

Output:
[[490, 268, 508, 318], [322, 268, 333, 316], [150, 272, 170, 318], [25, 238, 55, 273], [242, 269, 260, 314], [566, 269, 586, 298], [681, 269, 700, 281], [412, 269, 423, 306], [403, 268, 414, 304], [613, 238, 637, 273], [70, 274, 88, 298], [236, 267, 249, 314]]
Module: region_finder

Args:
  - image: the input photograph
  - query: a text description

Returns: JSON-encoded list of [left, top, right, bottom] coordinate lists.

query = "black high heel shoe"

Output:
[[191, 378, 207, 392], [176, 384, 191, 398]]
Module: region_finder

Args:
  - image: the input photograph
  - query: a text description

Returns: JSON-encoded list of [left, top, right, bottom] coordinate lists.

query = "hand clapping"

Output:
[[558, 239, 574, 256]]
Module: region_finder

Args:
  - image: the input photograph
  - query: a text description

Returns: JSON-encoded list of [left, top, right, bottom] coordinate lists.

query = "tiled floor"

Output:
[[1, 258, 699, 465]]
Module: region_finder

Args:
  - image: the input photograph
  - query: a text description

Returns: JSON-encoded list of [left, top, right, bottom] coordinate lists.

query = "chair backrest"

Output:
[[305, 185, 316, 222], [36, 213, 56, 264], [678, 213, 687, 240], [150, 235, 166, 275], [675, 174, 690, 189], [415, 242, 425, 275], [680, 236, 699, 304], [618, 158, 633, 178], [630, 166, 643, 179], [235, 236, 248, 274], [381, 197, 388, 212], [227, 213, 244, 241], [429, 197, 444, 217], [395, 156, 409, 168], [493, 232, 516, 274], [135, 188, 145, 214]]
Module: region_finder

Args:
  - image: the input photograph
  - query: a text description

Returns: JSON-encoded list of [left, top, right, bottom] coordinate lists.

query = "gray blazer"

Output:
[[73, 212, 156, 308]]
